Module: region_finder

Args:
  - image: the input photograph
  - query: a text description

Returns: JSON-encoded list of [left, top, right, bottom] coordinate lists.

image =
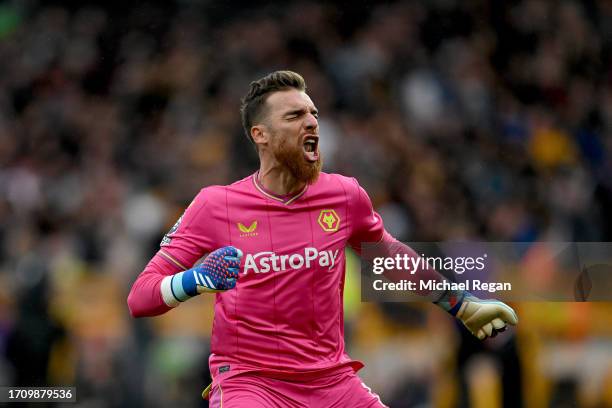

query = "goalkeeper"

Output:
[[127, 70, 517, 407]]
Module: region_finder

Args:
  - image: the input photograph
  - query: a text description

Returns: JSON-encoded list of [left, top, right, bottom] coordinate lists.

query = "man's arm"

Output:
[[127, 188, 241, 317], [346, 177, 518, 340], [127, 247, 242, 317], [127, 255, 180, 317]]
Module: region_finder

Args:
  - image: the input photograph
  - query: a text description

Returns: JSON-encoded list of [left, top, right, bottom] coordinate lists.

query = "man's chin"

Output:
[[295, 160, 322, 184], [285, 157, 322, 184], [274, 142, 322, 184], [303, 165, 321, 184]]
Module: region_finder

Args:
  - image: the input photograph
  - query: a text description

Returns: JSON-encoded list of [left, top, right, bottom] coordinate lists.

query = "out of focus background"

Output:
[[0, 0, 611, 407]]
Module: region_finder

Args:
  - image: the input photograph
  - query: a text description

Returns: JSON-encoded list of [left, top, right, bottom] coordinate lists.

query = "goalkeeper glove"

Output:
[[161, 246, 242, 306], [436, 291, 518, 340]]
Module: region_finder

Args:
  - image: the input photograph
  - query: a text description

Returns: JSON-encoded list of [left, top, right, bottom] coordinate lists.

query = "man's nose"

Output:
[[304, 113, 318, 131]]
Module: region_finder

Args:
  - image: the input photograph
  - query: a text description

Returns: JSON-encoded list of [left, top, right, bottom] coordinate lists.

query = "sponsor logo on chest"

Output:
[[243, 247, 340, 275]]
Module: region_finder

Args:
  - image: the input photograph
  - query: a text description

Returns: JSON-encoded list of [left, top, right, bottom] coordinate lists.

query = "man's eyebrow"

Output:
[[283, 107, 318, 116]]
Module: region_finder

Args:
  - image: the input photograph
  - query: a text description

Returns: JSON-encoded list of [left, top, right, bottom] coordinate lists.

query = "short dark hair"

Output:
[[240, 70, 306, 144]]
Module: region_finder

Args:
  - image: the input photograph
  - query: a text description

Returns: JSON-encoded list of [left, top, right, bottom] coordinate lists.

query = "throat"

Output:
[[256, 169, 306, 197]]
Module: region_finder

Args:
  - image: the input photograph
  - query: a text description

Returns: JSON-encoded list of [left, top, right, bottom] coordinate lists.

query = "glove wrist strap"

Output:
[[160, 269, 201, 307], [434, 289, 468, 316]]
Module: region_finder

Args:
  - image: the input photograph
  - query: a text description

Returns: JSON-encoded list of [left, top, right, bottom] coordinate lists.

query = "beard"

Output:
[[273, 135, 322, 184]]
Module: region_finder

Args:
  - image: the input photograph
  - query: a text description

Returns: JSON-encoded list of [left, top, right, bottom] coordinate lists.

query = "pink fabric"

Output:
[[127, 255, 174, 317], [128, 172, 387, 380], [208, 367, 387, 408]]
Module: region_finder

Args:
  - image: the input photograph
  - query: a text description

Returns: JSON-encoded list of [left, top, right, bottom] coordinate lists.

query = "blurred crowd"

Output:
[[0, 0, 611, 407]]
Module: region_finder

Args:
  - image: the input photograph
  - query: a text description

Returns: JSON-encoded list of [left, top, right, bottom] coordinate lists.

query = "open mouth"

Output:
[[302, 135, 319, 162]]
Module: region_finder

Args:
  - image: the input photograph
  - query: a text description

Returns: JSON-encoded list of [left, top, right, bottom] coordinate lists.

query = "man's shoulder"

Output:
[[195, 174, 254, 202], [315, 172, 360, 194], [316, 171, 355, 184]]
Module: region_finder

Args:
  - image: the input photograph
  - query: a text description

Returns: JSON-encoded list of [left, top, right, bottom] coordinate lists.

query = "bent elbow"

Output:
[[127, 291, 145, 318]]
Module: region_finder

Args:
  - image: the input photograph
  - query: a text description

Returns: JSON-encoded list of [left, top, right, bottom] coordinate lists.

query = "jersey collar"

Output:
[[252, 172, 308, 205]]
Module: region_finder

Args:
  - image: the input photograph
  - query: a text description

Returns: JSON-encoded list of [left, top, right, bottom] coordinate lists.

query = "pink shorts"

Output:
[[208, 369, 387, 408]]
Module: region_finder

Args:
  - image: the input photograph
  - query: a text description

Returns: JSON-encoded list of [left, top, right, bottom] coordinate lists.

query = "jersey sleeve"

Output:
[[157, 188, 216, 268], [127, 188, 216, 317], [347, 178, 387, 253], [343, 178, 455, 302]]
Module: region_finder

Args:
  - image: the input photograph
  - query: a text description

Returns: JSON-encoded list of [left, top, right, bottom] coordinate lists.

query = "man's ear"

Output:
[[251, 124, 268, 145]]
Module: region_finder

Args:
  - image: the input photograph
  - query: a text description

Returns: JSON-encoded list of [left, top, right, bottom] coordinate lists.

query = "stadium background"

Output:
[[0, 0, 611, 406]]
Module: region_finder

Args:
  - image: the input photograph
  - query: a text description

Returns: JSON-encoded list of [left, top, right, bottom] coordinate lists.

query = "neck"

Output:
[[257, 160, 305, 196]]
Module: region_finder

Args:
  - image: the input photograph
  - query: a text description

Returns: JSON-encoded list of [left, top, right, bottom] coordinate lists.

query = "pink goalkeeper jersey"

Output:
[[128, 172, 388, 383]]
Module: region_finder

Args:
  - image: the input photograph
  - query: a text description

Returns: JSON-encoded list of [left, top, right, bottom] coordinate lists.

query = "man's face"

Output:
[[261, 89, 322, 183]]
